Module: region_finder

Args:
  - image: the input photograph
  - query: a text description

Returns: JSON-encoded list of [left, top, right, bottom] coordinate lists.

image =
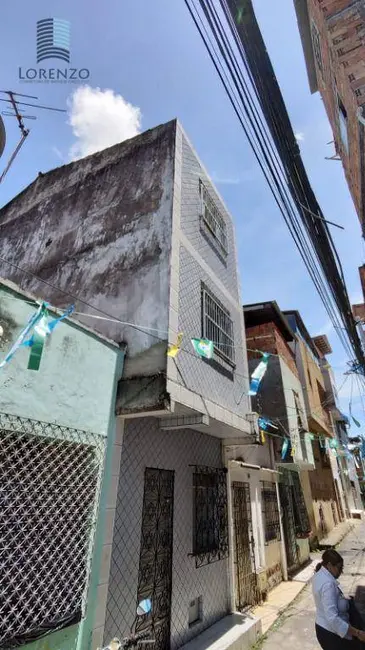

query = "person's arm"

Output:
[[321, 582, 351, 638]]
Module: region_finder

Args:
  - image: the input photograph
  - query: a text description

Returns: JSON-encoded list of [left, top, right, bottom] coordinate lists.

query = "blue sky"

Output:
[[1, 0, 364, 429]]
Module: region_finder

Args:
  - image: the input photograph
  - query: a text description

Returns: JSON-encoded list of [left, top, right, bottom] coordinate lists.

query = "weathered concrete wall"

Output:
[[0, 122, 176, 380]]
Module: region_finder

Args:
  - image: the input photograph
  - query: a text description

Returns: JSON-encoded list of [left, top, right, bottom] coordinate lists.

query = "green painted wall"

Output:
[[0, 283, 124, 650]]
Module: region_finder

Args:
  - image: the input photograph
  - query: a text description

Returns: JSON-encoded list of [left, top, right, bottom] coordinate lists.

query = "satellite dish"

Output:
[[0, 116, 6, 159]]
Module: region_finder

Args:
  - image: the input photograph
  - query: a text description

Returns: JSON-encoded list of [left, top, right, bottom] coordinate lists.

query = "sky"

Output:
[[1, 0, 364, 431]]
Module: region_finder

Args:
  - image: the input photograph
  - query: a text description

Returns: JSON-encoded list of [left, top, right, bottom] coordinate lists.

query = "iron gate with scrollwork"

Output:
[[232, 482, 259, 610], [135, 467, 175, 650]]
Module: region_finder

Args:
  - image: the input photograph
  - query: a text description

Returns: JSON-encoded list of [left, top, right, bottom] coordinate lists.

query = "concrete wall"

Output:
[[0, 282, 122, 650], [167, 126, 250, 419], [279, 357, 314, 467], [105, 417, 229, 650], [0, 283, 119, 434], [0, 122, 176, 381]]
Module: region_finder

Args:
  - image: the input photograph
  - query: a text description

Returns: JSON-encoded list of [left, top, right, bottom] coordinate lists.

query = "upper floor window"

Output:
[[311, 21, 323, 74], [199, 180, 228, 256], [338, 96, 349, 154], [201, 285, 235, 365]]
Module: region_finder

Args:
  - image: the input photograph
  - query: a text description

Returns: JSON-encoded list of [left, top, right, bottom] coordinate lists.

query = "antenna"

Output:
[[0, 90, 66, 184]]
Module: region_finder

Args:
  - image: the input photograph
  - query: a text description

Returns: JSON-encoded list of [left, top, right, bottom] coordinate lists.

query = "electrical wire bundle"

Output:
[[184, 0, 365, 373]]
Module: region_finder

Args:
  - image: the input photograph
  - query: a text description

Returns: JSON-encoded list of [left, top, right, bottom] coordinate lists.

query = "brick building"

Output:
[[294, 0, 365, 232]]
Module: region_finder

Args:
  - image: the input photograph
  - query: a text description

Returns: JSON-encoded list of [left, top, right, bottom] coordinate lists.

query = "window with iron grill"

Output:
[[200, 180, 228, 255], [261, 482, 281, 543], [293, 390, 307, 461], [311, 21, 323, 73], [201, 286, 235, 364], [0, 414, 104, 649], [192, 466, 229, 567], [291, 472, 311, 536]]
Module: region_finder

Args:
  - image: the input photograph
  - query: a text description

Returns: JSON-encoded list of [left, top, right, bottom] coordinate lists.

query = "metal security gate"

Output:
[[279, 482, 298, 572], [135, 468, 174, 650], [232, 482, 259, 610]]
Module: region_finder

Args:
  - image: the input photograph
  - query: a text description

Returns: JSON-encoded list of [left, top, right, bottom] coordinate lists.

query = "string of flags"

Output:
[[0, 303, 74, 371]]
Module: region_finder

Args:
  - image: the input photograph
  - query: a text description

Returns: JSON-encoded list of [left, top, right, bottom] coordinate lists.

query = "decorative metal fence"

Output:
[[0, 412, 106, 649]]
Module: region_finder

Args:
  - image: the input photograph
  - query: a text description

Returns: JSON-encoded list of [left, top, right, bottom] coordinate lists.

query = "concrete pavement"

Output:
[[256, 521, 365, 650]]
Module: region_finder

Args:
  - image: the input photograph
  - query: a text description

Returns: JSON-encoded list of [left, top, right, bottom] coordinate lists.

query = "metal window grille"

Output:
[[0, 412, 105, 649], [291, 471, 311, 536], [311, 21, 323, 73], [200, 180, 228, 254], [261, 482, 281, 543], [201, 286, 235, 364], [192, 466, 229, 568], [293, 391, 307, 461]]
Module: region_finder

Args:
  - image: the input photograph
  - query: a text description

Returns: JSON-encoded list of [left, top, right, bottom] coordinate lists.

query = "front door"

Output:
[[232, 482, 259, 610], [279, 482, 298, 572], [135, 468, 175, 650]]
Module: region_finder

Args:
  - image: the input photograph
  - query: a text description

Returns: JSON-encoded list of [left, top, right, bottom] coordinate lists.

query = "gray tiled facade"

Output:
[[174, 132, 250, 417], [104, 417, 229, 649]]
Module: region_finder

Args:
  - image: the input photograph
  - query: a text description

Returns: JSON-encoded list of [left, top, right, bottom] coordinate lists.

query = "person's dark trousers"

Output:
[[315, 624, 355, 650], [349, 598, 365, 650]]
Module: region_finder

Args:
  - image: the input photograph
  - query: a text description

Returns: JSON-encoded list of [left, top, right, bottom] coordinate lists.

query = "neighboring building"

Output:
[[294, 0, 365, 232], [348, 436, 365, 507], [284, 311, 342, 545], [0, 279, 124, 650], [0, 121, 258, 650], [352, 267, 365, 350], [243, 301, 314, 576], [316, 343, 363, 517]]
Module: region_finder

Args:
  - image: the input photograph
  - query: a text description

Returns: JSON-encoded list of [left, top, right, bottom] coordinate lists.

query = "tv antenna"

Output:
[[0, 90, 66, 184]]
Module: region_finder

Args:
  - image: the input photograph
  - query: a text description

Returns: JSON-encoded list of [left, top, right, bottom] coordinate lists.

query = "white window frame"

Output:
[[200, 180, 228, 256], [201, 285, 235, 365]]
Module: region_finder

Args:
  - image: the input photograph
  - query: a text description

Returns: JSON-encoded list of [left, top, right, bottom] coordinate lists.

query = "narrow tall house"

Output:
[[294, 0, 365, 232], [284, 311, 343, 545], [244, 301, 313, 575], [0, 120, 257, 650]]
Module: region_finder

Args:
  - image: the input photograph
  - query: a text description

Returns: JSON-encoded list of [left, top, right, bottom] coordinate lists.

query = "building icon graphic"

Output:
[[36, 19, 70, 63]]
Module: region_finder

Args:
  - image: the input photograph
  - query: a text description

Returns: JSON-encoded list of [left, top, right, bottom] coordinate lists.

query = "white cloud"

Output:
[[295, 132, 305, 142], [67, 86, 142, 161]]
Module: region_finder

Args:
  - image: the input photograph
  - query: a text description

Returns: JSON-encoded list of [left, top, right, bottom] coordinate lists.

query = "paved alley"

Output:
[[258, 522, 365, 650]]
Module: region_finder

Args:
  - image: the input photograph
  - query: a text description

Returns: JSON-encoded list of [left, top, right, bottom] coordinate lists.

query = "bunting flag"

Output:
[[329, 439, 338, 449], [361, 438, 365, 460], [35, 305, 75, 336], [319, 437, 326, 448], [281, 438, 289, 460], [191, 338, 214, 359], [26, 305, 75, 371], [309, 433, 315, 440], [167, 332, 183, 358], [290, 444, 296, 458], [0, 302, 47, 369], [351, 415, 361, 428], [260, 429, 266, 444], [248, 353, 270, 396]]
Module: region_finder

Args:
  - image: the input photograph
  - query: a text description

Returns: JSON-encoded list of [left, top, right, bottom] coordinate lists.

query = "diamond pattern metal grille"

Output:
[[0, 412, 105, 649], [105, 417, 229, 650]]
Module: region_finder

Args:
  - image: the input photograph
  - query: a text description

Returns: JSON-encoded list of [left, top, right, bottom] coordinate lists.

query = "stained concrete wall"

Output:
[[0, 122, 176, 382]]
